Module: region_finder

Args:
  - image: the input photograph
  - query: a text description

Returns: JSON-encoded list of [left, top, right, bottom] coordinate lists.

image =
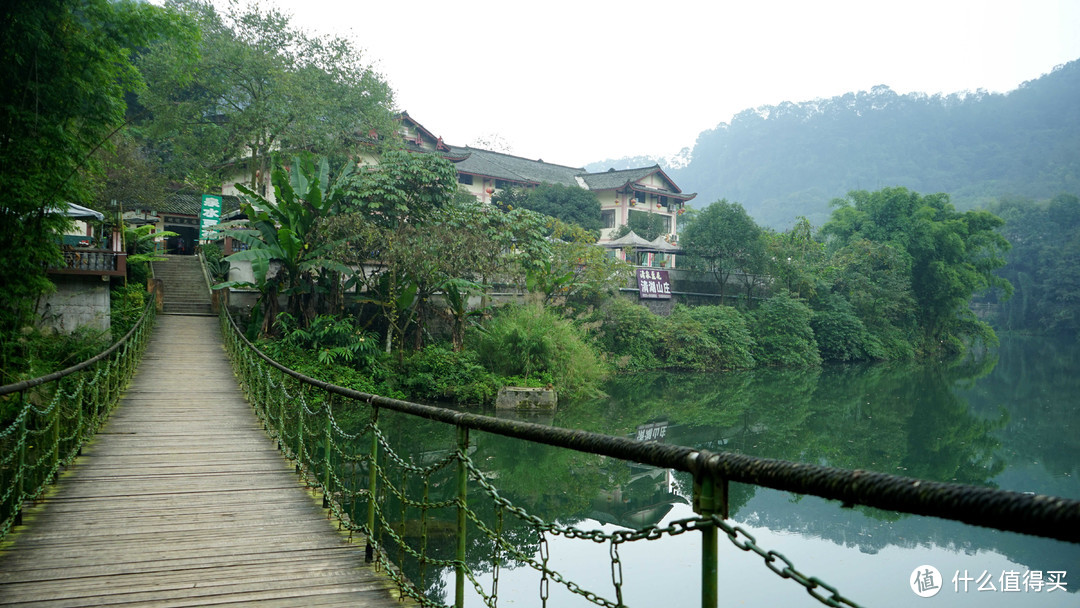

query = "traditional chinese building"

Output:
[[121, 193, 243, 256], [393, 112, 696, 261], [214, 111, 695, 266]]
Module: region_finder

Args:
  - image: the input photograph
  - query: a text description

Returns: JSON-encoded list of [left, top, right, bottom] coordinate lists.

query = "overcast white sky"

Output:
[[279, 0, 1080, 167]]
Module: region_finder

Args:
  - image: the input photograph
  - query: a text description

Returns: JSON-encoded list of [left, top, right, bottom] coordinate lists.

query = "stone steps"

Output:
[[152, 255, 214, 316]]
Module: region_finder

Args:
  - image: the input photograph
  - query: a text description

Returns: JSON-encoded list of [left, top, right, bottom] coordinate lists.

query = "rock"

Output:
[[495, 387, 557, 411]]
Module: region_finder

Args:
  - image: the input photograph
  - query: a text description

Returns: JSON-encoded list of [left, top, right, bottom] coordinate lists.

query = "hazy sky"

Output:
[[278, 0, 1080, 167]]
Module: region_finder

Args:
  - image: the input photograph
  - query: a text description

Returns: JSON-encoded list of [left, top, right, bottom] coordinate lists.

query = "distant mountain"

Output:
[[585, 147, 693, 174], [603, 59, 1080, 230]]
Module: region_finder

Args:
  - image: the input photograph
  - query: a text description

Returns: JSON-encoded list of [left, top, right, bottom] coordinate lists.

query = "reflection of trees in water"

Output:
[[360, 346, 1080, 602], [739, 487, 1080, 584], [959, 334, 1080, 485]]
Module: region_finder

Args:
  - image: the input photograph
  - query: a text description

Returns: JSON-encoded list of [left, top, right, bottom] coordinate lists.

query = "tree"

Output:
[[217, 155, 354, 336], [494, 183, 603, 233], [679, 200, 766, 301], [138, 0, 394, 192], [830, 238, 913, 324], [341, 150, 459, 227], [750, 291, 821, 367], [527, 221, 632, 308], [765, 217, 825, 300], [0, 0, 189, 336], [991, 193, 1080, 336], [626, 210, 671, 241], [822, 187, 1011, 351]]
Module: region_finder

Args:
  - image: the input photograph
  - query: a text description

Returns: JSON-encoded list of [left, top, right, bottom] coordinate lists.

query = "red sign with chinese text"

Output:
[[637, 268, 671, 300]]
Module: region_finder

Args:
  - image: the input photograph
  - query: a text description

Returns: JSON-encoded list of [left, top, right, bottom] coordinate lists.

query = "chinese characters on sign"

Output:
[[199, 194, 222, 241], [635, 421, 668, 442], [637, 268, 671, 300]]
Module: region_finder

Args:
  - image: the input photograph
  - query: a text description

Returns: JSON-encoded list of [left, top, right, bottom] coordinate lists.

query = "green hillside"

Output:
[[664, 59, 1080, 229]]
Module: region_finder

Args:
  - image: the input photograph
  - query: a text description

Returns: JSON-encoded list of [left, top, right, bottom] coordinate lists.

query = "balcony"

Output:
[[49, 248, 127, 277]]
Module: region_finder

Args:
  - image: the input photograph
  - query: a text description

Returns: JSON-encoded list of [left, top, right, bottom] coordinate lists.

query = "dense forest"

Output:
[[591, 59, 1080, 230]]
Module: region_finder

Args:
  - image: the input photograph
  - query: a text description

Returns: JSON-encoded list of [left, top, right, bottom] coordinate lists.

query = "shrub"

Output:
[[656, 310, 722, 370], [750, 291, 821, 367], [585, 296, 661, 370], [810, 292, 884, 362], [395, 344, 500, 405], [110, 284, 147, 336], [273, 313, 381, 370], [474, 303, 607, 400], [683, 305, 756, 369], [257, 338, 398, 399]]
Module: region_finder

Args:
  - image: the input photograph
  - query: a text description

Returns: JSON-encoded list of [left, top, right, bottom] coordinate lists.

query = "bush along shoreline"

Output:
[[251, 287, 996, 410]]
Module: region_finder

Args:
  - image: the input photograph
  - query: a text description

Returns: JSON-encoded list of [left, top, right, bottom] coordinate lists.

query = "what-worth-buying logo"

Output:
[[911, 565, 942, 597], [910, 564, 1068, 597]]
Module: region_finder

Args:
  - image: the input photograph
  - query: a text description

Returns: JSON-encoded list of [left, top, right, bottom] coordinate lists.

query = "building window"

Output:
[[458, 174, 473, 185], [601, 209, 616, 229], [634, 191, 646, 204], [659, 196, 668, 206], [495, 179, 511, 190]]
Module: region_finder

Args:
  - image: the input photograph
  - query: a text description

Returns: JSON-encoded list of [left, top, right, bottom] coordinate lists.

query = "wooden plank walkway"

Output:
[[0, 315, 415, 607]]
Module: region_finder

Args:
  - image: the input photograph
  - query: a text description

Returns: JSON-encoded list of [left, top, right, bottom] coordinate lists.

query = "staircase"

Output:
[[152, 255, 213, 315]]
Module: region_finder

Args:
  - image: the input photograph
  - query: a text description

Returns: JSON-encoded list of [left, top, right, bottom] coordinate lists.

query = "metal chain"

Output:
[[1, 300, 155, 541], [220, 308, 864, 608]]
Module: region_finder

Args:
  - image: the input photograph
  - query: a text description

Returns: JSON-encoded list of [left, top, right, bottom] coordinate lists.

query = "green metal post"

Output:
[[455, 425, 469, 608], [694, 473, 727, 608], [323, 395, 333, 509], [296, 390, 305, 473], [51, 391, 61, 477], [365, 406, 379, 563], [14, 395, 27, 526]]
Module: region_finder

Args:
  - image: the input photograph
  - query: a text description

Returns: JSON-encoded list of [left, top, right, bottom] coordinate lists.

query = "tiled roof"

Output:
[[578, 165, 696, 201], [449, 146, 585, 187], [126, 193, 244, 217], [578, 166, 661, 191]]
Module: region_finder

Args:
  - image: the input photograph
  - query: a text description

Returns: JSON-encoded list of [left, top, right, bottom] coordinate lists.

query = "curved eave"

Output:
[[625, 184, 696, 202], [457, 172, 540, 188]]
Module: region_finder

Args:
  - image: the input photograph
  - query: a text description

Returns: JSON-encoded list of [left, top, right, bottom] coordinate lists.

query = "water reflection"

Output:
[[370, 336, 1078, 606]]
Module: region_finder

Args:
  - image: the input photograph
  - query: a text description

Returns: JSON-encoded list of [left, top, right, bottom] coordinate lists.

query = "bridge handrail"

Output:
[[0, 297, 156, 538], [0, 300, 154, 397], [223, 307, 1080, 543], [221, 305, 1079, 608]]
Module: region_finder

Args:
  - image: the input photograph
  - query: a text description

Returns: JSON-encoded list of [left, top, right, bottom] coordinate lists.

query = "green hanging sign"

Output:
[[199, 194, 222, 241]]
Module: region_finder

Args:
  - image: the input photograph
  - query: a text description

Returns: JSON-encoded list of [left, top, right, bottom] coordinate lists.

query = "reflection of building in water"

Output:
[[591, 417, 776, 529], [589, 420, 684, 528], [590, 466, 687, 529], [636, 420, 668, 442]]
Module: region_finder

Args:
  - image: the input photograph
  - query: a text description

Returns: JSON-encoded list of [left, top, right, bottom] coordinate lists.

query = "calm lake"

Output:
[[374, 334, 1079, 607]]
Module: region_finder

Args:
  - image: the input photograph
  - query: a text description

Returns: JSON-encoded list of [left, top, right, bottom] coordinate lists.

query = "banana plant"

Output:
[[124, 223, 179, 265], [436, 277, 488, 352], [214, 154, 354, 336]]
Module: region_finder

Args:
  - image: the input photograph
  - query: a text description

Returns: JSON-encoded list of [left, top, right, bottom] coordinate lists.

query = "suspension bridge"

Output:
[[2, 254, 1078, 608], [0, 314, 413, 607]]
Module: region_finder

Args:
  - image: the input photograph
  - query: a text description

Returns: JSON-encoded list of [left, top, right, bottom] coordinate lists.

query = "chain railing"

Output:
[[221, 306, 1080, 608], [0, 297, 156, 540]]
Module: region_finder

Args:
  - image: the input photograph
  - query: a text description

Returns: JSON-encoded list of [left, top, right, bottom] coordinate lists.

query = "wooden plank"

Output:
[[0, 315, 417, 608]]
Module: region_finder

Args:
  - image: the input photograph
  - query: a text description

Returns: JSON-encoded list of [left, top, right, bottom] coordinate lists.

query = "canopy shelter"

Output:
[[601, 230, 654, 250], [646, 235, 682, 254], [600, 230, 682, 254], [600, 230, 682, 268], [50, 202, 105, 221]]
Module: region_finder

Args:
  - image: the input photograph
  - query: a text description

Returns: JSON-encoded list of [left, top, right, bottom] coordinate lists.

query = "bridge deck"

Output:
[[0, 315, 414, 607]]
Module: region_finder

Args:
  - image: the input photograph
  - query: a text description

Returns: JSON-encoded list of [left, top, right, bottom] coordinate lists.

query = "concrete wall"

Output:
[[38, 275, 111, 333]]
